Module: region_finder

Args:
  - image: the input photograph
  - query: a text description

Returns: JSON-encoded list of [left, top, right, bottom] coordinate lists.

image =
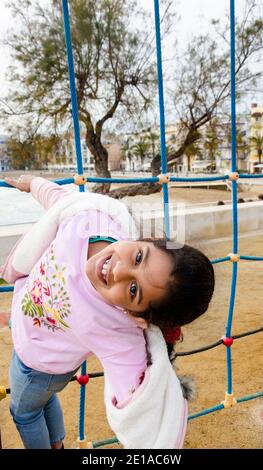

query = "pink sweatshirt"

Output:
[[3, 178, 147, 403]]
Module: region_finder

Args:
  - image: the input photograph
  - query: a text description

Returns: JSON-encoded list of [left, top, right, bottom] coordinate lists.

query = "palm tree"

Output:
[[185, 142, 202, 172], [131, 139, 150, 169], [121, 141, 132, 171], [226, 126, 249, 166], [249, 133, 263, 164], [146, 132, 159, 158], [204, 122, 222, 172]]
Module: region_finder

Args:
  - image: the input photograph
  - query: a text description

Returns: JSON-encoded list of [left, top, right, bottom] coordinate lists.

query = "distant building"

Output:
[[104, 142, 121, 171], [46, 130, 121, 173], [47, 131, 94, 172], [0, 135, 11, 172], [122, 124, 181, 173], [249, 103, 263, 173], [216, 118, 249, 173]]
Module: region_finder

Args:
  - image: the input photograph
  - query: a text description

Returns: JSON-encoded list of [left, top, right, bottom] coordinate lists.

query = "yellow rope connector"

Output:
[[0, 386, 7, 401], [228, 172, 239, 181], [228, 253, 240, 262], [74, 174, 87, 186], [158, 173, 170, 184], [221, 392, 237, 409], [77, 436, 93, 449]]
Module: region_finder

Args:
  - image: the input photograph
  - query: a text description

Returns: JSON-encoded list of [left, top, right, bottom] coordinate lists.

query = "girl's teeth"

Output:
[[101, 257, 111, 281]]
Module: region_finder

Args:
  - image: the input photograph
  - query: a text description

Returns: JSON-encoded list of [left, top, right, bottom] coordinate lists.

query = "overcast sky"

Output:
[[0, 0, 258, 133], [0, 0, 250, 89]]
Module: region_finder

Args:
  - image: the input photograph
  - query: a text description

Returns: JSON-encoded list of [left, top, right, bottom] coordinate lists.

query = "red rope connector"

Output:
[[76, 374, 89, 386], [222, 336, 234, 347]]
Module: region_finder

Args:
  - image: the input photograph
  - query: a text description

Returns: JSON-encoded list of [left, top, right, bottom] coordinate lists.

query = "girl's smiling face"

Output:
[[86, 240, 173, 314]]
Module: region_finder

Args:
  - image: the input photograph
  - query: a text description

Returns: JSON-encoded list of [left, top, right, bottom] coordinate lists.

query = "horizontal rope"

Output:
[[174, 325, 263, 358], [0, 173, 263, 188], [93, 437, 119, 448], [211, 256, 231, 264], [70, 372, 104, 381], [189, 390, 263, 421], [233, 326, 263, 341], [0, 286, 14, 292], [239, 173, 263, 179], [188, 403, 224, 420], [170, 175, 229, 182], [0, 173, 233, 188], [2, 372, 104, 397], [1, 173, 263, 188], [236, 390, 263, 403]]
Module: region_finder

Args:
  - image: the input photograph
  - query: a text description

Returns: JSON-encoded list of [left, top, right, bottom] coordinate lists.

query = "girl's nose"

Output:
[[112, 261, 130, 282]]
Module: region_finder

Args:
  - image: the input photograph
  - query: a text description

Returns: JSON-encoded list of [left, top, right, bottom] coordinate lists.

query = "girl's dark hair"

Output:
[[137, 238, 215, 329]]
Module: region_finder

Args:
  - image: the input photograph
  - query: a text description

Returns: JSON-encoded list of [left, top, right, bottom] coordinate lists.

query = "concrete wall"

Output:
[[0, 224, 33, 266], [135, 201, 263, 243]]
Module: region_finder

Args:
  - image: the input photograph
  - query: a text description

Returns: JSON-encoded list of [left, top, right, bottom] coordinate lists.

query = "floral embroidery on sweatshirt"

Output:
[[21, 243, 71, 332]]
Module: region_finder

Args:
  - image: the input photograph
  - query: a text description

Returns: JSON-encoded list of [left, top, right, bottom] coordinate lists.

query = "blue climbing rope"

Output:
[[62, 0, 86, 443], [225, 0, 238, 396], [62, 0, 84, 193], [154, 0, 170, 239]]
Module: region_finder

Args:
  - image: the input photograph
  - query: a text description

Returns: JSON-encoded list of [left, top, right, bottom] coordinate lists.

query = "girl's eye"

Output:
[[135, 250, 143, 265], [130, 281, 137, 299]]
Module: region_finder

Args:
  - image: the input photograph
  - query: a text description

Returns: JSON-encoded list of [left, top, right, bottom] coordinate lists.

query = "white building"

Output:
[[0, 135, 11, 172]]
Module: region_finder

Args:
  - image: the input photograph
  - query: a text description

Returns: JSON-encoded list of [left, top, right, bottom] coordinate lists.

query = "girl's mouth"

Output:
[[97, 255, 112, 285]]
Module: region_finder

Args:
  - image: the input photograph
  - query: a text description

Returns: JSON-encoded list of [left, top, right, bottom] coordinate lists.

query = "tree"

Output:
[[185, 140, 202, 172], [249, 133, 263, 164], [110, 0, 263, 198], [7, 138, 37, 170], [131, 139, 150, 168], [150, 2, 263, 166], [146, 131, 159, 158], [7, 129, 63, 170], [203, 121, 222, 172], [120, 140, 132, 171], [226, 125, 249, 167], [1, 0, 175, 192]]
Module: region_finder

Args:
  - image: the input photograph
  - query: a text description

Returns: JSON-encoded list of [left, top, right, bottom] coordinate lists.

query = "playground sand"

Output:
[[1, 230, 263, 449]]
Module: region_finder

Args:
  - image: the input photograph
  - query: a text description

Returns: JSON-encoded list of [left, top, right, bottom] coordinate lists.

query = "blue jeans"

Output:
[[9, 350, 78, 449]]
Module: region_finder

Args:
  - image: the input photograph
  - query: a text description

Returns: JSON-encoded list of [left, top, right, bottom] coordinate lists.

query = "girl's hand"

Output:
[[4, 175, 36, 193]]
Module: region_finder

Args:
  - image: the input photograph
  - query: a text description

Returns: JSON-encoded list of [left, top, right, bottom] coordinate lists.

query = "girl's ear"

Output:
[[125, 311, 149, 329], [133, 316, 149, 329], [123, 309, 149, 329]]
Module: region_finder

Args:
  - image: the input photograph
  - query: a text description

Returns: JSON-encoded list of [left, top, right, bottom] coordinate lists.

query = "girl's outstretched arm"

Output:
[[1, 176, 72, 282], [5, 175, 72, 210]]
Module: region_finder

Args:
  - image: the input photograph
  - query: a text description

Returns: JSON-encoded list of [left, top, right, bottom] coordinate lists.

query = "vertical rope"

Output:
[[62, 0, 84, 192], [225, 0, 239, 395], [62, 0, 87, 442], [153, 0, 170, 239], [230, 0, 238, 256], [78, 361, 87, 442]]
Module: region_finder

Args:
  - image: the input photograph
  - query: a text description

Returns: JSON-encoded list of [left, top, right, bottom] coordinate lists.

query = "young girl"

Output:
[[1, 175, 214, 449]]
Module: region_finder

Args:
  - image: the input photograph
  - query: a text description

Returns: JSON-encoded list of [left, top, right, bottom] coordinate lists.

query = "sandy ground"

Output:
[[122, 185, 262, 206], [0, 186, 263, 449]]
